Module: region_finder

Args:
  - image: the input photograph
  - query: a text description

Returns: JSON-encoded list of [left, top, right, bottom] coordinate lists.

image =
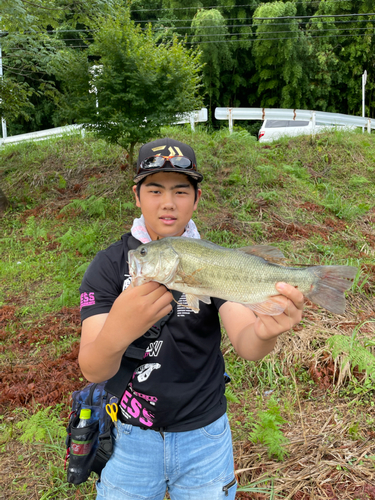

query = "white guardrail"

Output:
[[215, 107, 374, 134], [2, 107, 372, 144], [0, 108, 208, 146]]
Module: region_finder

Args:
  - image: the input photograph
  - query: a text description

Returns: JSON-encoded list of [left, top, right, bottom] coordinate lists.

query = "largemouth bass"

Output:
[[128, 237, 358, 315]]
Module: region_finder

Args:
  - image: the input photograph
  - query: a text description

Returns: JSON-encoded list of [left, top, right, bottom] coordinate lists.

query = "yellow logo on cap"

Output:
[[151, 145, 183, 156]]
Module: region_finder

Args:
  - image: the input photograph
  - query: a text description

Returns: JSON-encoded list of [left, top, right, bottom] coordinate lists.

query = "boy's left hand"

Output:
[[254, 282, 304, 341]]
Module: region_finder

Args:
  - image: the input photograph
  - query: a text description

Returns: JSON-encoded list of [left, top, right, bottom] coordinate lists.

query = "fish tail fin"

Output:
[[305, 265, 358, 314]]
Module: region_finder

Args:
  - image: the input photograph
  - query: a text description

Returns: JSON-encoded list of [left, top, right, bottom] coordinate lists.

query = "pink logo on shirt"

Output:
[[80, 292, 95, 310]]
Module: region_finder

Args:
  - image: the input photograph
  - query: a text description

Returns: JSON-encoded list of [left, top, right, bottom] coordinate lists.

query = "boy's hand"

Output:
[[111, 281, 173, 346], [220, 282, 304, 362], [254, 282, 304, 341], [79, 281, 173, 382]]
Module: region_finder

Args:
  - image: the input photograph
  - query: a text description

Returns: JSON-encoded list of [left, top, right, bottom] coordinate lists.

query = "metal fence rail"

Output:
[[0, 124, 84, 146], [0, 109, 208, 146], [214, 107, 374, 134]]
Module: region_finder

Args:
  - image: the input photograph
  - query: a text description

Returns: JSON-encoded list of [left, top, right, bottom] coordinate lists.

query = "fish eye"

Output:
[[140, 247, 147, 257]]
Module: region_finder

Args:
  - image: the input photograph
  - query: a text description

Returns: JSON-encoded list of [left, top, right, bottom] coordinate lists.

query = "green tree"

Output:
[[252, 1, 311, 109], [191, 9, 233, 112], [0, 0, 114, 133], [308, 0, 375, 115], [58, 7, 203, 165]]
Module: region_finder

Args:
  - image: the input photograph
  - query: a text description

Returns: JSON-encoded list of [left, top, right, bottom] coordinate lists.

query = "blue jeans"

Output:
[[96, 413, 237, 500]]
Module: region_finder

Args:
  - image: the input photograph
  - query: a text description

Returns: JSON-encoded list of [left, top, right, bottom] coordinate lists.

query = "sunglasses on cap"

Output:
[[137, 155, 196, 174]]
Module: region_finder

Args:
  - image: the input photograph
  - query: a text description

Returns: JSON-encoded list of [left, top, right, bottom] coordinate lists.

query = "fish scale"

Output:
[[128, 237, 357, 315], [175, 245, 313, 302]]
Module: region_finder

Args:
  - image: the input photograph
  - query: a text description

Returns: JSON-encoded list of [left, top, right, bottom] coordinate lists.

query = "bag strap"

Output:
[[104, 233, 181, 398]]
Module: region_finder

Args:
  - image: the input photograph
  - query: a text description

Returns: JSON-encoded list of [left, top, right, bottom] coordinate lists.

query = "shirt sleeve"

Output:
[[79, 250, 123, 322], [212, 297, 227, 310]]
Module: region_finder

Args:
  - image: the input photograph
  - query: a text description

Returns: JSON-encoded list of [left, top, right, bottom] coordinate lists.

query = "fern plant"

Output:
[[327, 321, 375, 387], [60, 195, 106, 218], [225, 387, 240, 404], [16, 405, 66, 445], [249, 397, 289, 461]]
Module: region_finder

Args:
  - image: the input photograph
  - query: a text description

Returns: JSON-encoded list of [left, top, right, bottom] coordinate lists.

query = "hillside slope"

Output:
[[0, 127, 374, 499]]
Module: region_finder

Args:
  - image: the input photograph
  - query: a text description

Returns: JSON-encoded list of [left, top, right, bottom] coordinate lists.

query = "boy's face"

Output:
[[132, 171, 201, 241]]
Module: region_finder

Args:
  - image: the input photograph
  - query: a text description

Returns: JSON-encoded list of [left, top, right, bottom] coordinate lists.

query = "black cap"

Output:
[[134, 138, 203, 183]]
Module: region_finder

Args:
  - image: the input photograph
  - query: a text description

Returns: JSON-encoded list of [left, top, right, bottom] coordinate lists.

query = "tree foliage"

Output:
[[58, 7, 203, 163], [0, 0, 115, 133], [252, 1, 311, 109], [2, 0, 375, 133], [192, 9, 233, 112]]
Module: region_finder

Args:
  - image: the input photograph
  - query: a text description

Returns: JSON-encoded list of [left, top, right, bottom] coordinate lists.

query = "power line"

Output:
[[254, 12, 375, 20], [3, 22, 375, 50], [182, 31, 375, 44], [3, 24, 374, 50], [4, 13, 375, 37], [134, 12, 375, 24], [3, 30, 374, 55], [160, 26, 375, 39], [5, 17, 375, 41], [129, 0, 355, 12], [148, 17, 375, 32]]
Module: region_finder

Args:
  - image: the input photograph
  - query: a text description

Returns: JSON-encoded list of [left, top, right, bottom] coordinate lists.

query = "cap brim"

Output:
[[134, 168, 203, 183]]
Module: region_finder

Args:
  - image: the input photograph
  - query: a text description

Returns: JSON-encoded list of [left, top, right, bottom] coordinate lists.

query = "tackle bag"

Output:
[[65, 382, 117, 485]]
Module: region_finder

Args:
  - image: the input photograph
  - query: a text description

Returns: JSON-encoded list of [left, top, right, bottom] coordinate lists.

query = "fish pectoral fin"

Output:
[[184, 293, 207, 313], [243, 298, 286, 316], [196, 294, 211, 305], [237, 245, 286, 264]]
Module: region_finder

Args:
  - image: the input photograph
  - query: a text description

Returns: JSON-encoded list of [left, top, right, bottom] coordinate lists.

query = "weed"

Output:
[[349, 175, 370, 187], [255, 165, 280, 187], [60, 196, 107, 218], [257, 190, 279, 202], [58, 223, 103, 256], [322, 185, 370, 221], [225, 387, 240, 404], [282, 163, 311, 181], [237, 477, 275, 496], [16, 405, 66, 445], [327, 321, 375, 389], [249, 397, 290, 461], [205, 230, 238, 247], [226, 167, 247, 186]]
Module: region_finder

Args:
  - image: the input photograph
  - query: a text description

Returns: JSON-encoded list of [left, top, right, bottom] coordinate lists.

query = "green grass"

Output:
[[1, 127, 375, 498]]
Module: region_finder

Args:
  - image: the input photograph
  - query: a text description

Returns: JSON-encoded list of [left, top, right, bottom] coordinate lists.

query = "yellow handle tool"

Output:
[[106, 403, 118, 429]]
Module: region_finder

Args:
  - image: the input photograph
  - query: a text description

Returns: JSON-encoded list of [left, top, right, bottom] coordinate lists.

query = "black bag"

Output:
[[65, 382, 116, 484]]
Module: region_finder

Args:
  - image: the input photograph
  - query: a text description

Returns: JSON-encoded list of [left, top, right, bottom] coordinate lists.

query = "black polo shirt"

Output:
[[79, 233, 227, 431]]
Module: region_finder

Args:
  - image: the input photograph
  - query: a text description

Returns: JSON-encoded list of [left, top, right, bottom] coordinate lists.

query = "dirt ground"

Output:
[[1, 299, 375, 499]]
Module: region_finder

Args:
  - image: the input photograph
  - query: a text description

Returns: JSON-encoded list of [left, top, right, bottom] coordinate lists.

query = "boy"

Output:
[[78, 138, 304, 500]]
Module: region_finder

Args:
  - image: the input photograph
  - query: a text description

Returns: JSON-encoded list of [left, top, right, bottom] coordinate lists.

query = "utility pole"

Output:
[[0, 18, 8, 140], [362, 70, 367, 134]]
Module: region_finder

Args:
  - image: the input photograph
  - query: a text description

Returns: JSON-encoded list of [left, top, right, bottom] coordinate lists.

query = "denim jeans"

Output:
[[96, 413, 237, 500]]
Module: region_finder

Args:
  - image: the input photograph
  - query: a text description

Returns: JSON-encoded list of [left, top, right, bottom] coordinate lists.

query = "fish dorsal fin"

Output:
[[238, 245, 286, 264], [243, 298, 286, 316]]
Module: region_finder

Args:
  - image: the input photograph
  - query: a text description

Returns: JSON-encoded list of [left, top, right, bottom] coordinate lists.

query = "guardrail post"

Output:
[[367, 119, 371, 134], [190, 113, 195, 132], [0, 34, 7, 140], [228, 108, 233, 134], [312, 112, 316, 139]]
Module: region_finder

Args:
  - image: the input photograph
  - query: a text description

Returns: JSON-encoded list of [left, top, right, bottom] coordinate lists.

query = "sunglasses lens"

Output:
[[141, 156, 166, 169], [170, 157, 193, 169]]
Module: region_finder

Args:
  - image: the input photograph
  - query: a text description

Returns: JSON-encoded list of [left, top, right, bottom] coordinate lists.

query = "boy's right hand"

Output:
[[79, 282, 173, 382], [111, 281, 173, 347]]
